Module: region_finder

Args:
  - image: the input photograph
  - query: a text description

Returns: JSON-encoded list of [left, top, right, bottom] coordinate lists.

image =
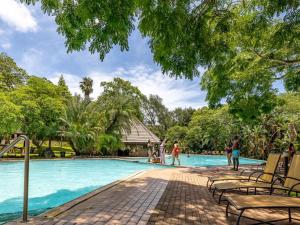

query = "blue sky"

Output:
[[0, 0, 207, 110]]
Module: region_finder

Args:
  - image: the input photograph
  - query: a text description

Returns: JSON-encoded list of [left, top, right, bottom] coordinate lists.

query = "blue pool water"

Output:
[[129, 154, 264, 167], [0, 159, 162, 223]]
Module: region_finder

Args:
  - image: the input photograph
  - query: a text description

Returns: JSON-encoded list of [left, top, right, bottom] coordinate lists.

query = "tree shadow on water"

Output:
[[0, 185, 98, 224]]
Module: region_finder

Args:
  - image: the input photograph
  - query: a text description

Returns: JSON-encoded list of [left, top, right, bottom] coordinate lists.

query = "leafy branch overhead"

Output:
[[21, 0, 300, 119]]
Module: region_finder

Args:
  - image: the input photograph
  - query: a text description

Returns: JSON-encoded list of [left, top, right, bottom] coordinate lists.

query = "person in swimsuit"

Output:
[[232, 136, 240, 171], [171, 141, 180, 166], [225, 142, 232, 166], [159, 139, 166, 165]]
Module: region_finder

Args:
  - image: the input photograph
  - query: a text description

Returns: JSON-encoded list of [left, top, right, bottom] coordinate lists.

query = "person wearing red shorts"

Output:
[[171, 141, 180, 166]]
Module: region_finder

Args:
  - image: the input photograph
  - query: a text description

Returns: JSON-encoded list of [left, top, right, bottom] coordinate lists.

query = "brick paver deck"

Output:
[[7, 166, 300, 225]]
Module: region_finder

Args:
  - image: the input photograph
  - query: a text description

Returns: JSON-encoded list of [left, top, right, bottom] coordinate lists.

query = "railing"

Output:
[[0, 135, 30, 222]]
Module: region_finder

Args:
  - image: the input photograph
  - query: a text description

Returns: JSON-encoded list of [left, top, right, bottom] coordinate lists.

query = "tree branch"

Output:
[[253, 49, 300, 66]]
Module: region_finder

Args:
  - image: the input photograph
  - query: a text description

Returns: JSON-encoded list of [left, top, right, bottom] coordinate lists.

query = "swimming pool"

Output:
[[128, 154, 264, 167], [0, 159, 162, 223]]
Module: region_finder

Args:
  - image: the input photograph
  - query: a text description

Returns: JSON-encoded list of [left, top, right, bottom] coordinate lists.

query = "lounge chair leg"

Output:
[[225, 202, 230, 217], [236, 209, 245, 225], [209, 181, 214, 191], [254, 187, 257, 195], [246, 188, 248, 195], [213, 187, 216, 196], [219, 190, 225, 204], [206, 179, 210, 188], [288, 208, 292, 223]]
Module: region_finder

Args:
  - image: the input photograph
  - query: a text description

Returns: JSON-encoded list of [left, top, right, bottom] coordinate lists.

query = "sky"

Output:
[[0, 0, 207, 110]]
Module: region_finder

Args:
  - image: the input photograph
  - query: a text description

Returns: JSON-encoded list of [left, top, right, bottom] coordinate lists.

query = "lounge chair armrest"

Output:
[[240, 168, 263, 176], [248, 170, 264, 180], [288, 182, 300, 195], [271, 176, 285, 187], [273, 174, 285, 183], [254, 172, 266, 182], [255, 171, 278, 183]]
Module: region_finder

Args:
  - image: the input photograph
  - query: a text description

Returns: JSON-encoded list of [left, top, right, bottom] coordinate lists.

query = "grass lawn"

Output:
[[2, 141, 76, 158]]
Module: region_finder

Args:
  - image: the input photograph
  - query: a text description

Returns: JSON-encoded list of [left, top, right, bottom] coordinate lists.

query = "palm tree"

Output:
[[61, 95, 103, 155], [100, 94, 135, 135], [79, 77, 93, 100]]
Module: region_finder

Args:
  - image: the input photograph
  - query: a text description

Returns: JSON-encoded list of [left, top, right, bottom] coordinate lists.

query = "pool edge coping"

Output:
[[10, 169, 149, 224], [43, 170, 146, 218]]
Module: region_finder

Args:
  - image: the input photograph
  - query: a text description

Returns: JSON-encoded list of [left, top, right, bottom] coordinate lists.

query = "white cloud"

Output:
[[49, 65, 207, 110], [1, 42, 11, 49], [0, 0, 37, 32], [50, 73, 83, 96], [19, 48, 43, 75]]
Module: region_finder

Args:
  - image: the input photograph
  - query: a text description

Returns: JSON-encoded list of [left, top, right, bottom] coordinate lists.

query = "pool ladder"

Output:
[[0, 135, 30, 222]]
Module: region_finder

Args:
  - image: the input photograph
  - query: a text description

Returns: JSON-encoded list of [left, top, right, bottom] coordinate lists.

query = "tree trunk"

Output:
[[48, 139, 52, 150], [32, 138, 44, 149]]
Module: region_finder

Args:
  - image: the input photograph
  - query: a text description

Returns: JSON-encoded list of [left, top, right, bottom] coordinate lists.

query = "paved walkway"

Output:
[[7, 167, 300, 225]]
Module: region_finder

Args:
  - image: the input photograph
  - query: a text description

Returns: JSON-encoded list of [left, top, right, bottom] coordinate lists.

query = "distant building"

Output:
[[121, 119, 160, 156]]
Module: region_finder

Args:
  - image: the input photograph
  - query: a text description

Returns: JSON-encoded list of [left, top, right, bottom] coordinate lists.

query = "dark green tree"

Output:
[[0, 52, 28, 91], [98, 78, 146, 135], [143, 94, 172, 138], [58, 74, 72, 100], [171, 107, 195, 127], [0, 93, 22, 141], [11, 76, 65, 149], [61, 95, 104, 155]]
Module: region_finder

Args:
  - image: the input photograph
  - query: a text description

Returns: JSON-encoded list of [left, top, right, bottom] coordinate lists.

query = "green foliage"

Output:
[[171, 107, 195, 127], [0, 93, 22, 139], [284, 72, 300, 92], [187, 106, 235, 152], [143, 94, 172, 138], [98, 78, 146, 135], [167, 93, 300, 158], [21, 0, 136, 61], [61, 95, 104, 155], [24, 0, 300, 119], [166, 126, 187, 150], [97, 134, 123, 155], [10, 76, 65, 148], [198, 1, 300, 117], [0, 52, 28, 91], [58, 74, 72, 100]]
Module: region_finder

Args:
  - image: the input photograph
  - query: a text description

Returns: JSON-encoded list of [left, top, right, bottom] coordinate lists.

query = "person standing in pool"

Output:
[[171, 141, 180, 166], [224, 142, 232, 166], [232, 136, 240, 171], [147, 139, 152, 162], [159, 139, 166, 165]]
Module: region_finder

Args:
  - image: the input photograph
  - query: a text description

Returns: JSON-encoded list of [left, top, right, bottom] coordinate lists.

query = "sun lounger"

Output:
[[207, 153, 280, 191], [213, 154, 300, 204], [212, 153, 282, 203], [225, 195, 300, 225]]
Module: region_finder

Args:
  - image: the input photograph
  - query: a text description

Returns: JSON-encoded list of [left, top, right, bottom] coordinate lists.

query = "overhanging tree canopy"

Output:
[[22, 0, 300, 119]]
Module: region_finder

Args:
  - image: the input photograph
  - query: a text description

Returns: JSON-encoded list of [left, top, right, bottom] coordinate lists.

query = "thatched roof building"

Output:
[[121, 119, 160, 145]]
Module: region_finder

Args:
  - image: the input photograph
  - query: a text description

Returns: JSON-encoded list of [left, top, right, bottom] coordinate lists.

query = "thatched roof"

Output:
[[121, 119, 160, 144]]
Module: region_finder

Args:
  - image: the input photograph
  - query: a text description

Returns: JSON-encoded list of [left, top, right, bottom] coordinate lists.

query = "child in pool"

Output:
[[171, 141, 180, 166]]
